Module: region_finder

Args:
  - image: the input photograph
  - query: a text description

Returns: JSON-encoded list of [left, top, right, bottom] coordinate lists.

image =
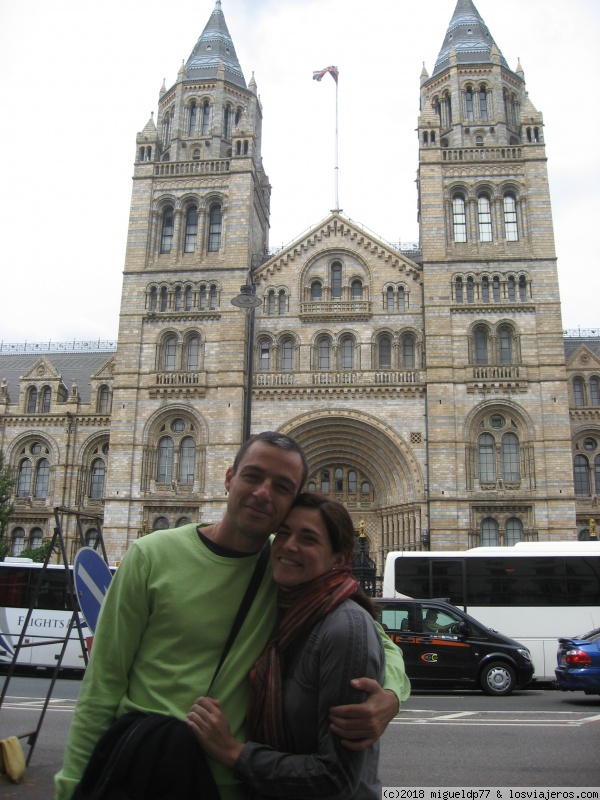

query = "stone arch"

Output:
[[279, 409, 424, 507]]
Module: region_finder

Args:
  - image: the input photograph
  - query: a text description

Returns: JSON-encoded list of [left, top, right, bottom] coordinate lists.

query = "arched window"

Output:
[[595, 455, 600, 494], [478, 434, 496, 482], [160, 206, 174, 254], [208, 204, 222, 252], [474, 328, 488, 365], [150, 286, 158, 311], [481, 518, 498, 546], [184, 206, 198, 253], [164, 336, 178, 372], [311, 282, 322, 301], [321, 470, 330, 493], [11, 528, 25, 557], [378, 335, 392, 369], [441, 91, 452, 128], [351, 280, 363, 301], [465, 85, 474, 122], [506, 518, 523, 545], [41, 387, 51, 413], [479, 86, 489, 121], [209, 285, 217, 310], [398, 286, 405, 312], [30, 528, 44, 549], [27, 387, 38, 414], [501, 433, 520, 481], [184, 286, 193, 311], [386, 286, 395, 312], [188, 101, 197, 136], [507, 275, 516, 302], [201, 101, 210, 136], [498, 327, 513, 365], [481, 276, 489, 303], [90, 458, 106, 499], [281, 338, 294, 371], [466, 276, 474, 303], [199, 286, 207, 310], [176, 517, 192, 527], [331, 262, 342, 300], [573, 378, 585, 407], [85, 529, 98, 547], [174, 286, 182, 311], [267, 291, 275, 315], [186, 336, 200, 371], [34, 458, 50, 498], [258, 340, 271, 371], [573, 455, 590, 496], [478, 195, 492, 241], [318, 337, 331, 370], [402, 335, 416, 369], [17, 459, 32, 497], [452, 195, 467, 242], [590, 377, 600, 406], [178, 437, 196, 484], [492, 275, 500, 303], [503, 194, 518, 241], [153, 517, 170, 531], [278, 290, 286, 315], [348, 471, 357, 493], [160, 286, 168, 312], [157, 437, 174, 483], [455, 277, 463, 303], [334, 468, 343, 492], [340, 336, 354, 370]]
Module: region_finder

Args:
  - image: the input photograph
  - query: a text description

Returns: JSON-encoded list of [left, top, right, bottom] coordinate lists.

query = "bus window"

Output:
[[0, 567, 29, 607]]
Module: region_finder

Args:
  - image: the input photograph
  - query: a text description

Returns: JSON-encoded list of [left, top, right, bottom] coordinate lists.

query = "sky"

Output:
[[1, 0, 599, 343]]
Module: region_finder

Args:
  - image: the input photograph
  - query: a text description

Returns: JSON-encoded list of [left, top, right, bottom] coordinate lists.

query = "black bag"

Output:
[[72, 711, 220, 800]]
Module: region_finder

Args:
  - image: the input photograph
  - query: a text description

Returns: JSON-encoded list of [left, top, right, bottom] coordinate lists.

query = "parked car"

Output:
[[374, 598, 534, 696], [555, 627, 600, 695]]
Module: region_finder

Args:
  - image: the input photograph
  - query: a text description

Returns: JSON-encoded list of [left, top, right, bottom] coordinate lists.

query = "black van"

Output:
[[374, 598, 535, 695]]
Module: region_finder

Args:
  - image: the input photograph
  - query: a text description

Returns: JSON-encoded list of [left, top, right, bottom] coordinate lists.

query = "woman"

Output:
[[187, 492, 385, 800]]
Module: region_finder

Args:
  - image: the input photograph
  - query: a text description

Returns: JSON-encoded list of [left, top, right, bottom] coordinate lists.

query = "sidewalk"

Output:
[[1, 761, 57, 798]]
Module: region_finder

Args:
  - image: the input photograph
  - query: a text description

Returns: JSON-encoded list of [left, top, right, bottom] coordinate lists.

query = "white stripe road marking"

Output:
[[391, 710, 600, 727]]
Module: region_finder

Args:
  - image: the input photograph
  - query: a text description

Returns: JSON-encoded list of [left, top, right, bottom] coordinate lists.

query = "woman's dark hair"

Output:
[[289, 492, 376, 617]]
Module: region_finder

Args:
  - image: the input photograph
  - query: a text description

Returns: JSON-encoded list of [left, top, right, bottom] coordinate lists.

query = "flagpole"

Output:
[[334, 76, 339, 210]]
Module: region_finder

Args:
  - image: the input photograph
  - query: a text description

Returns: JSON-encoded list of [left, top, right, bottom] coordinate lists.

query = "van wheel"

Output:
[[480, 662, 516, 696]]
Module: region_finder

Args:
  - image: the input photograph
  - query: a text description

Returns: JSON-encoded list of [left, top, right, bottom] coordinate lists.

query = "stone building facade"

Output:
[[1, 0, 597, 569]]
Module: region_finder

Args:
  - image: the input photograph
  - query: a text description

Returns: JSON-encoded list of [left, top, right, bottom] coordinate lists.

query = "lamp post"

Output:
[[231, 280, 261, 442]]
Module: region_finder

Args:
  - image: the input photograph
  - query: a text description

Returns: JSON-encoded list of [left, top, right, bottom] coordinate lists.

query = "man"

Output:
[[55, 432, 409, 799]]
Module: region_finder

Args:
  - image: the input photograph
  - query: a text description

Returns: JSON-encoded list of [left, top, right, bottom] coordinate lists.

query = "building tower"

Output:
[[103, 1, 271, 554], [418, 0, 576, 545]]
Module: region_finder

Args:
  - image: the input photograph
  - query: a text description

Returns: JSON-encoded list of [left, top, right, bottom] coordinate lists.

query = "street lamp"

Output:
[[231, 280, 261, 442]]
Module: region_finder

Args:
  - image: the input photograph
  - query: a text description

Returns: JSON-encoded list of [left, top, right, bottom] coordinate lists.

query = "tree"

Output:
[[0, 449, 15, 558]]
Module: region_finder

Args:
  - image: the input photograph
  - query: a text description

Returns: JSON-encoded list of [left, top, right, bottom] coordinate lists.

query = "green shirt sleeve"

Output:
[[377, 620, 411, 702]]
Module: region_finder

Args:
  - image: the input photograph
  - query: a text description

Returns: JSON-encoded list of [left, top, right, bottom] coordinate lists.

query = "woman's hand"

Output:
[[186, 697, 244, 767]]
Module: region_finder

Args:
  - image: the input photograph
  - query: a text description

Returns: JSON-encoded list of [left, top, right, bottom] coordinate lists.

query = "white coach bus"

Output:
[[0, 559, 91, 671], [382, 541, 600, 680]]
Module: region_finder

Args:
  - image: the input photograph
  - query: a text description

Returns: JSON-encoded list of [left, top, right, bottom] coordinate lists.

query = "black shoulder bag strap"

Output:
[[207, 539, 270, 696]]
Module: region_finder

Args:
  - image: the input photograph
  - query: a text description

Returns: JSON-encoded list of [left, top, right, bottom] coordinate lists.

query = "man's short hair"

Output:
[[232, 431, 309, 490]]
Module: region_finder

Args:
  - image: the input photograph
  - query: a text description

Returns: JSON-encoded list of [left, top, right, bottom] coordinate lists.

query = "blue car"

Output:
[[555, 627, 600, 695]]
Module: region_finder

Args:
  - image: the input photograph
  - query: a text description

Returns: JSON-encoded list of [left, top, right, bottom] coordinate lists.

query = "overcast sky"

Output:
[[1, 0, 598, 343]]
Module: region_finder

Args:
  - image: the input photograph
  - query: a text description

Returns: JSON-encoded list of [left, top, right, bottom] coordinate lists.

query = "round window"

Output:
[[489, 414, 505, 430], [583, 438, 597, 452], [31, 442, 42, 455], [171, 419, 186, 433]]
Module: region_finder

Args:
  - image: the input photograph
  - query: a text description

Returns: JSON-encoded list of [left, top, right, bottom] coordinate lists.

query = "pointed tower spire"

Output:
[[433, 0, 509, 76], [185, 0, 246, 88]]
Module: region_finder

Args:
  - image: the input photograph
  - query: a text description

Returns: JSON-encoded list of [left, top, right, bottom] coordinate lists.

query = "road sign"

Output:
[[73, 547, 113, 634]]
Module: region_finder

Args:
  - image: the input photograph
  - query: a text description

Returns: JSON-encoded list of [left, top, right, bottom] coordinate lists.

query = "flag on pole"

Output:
[[312, 65, 339, 83]]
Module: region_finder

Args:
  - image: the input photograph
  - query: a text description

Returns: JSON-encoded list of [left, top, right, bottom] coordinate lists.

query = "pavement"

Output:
[[1, 761, 57, 798]]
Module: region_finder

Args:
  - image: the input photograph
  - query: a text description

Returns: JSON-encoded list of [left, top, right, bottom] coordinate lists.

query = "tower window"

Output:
[[519, 275, 527, 302], [201, 101, 210, 136], [208, 204, 222, 252], [27, 387, 38, 413], [474, 328, 488, 365], [184, 206, 198, 253], [465, 86, 474, 122], [160, 206, 174, 254], [331, 262, 342, 300], [188, 102, 197, 136], [378, 335, 392, 369], [281, 338, 294, 371], [479, 87, 488, 121], [504, 194, 518, 241], [478, 195, 492, 241], [452, 195, 467, 242], [482, 276, 489, 303]]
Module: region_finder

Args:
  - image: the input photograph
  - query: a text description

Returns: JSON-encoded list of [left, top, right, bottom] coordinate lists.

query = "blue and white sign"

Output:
[[73, 547, 113, 634]]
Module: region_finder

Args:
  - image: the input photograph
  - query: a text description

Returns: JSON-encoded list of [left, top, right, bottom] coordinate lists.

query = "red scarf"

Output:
[[247, 567, 358, 750]]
